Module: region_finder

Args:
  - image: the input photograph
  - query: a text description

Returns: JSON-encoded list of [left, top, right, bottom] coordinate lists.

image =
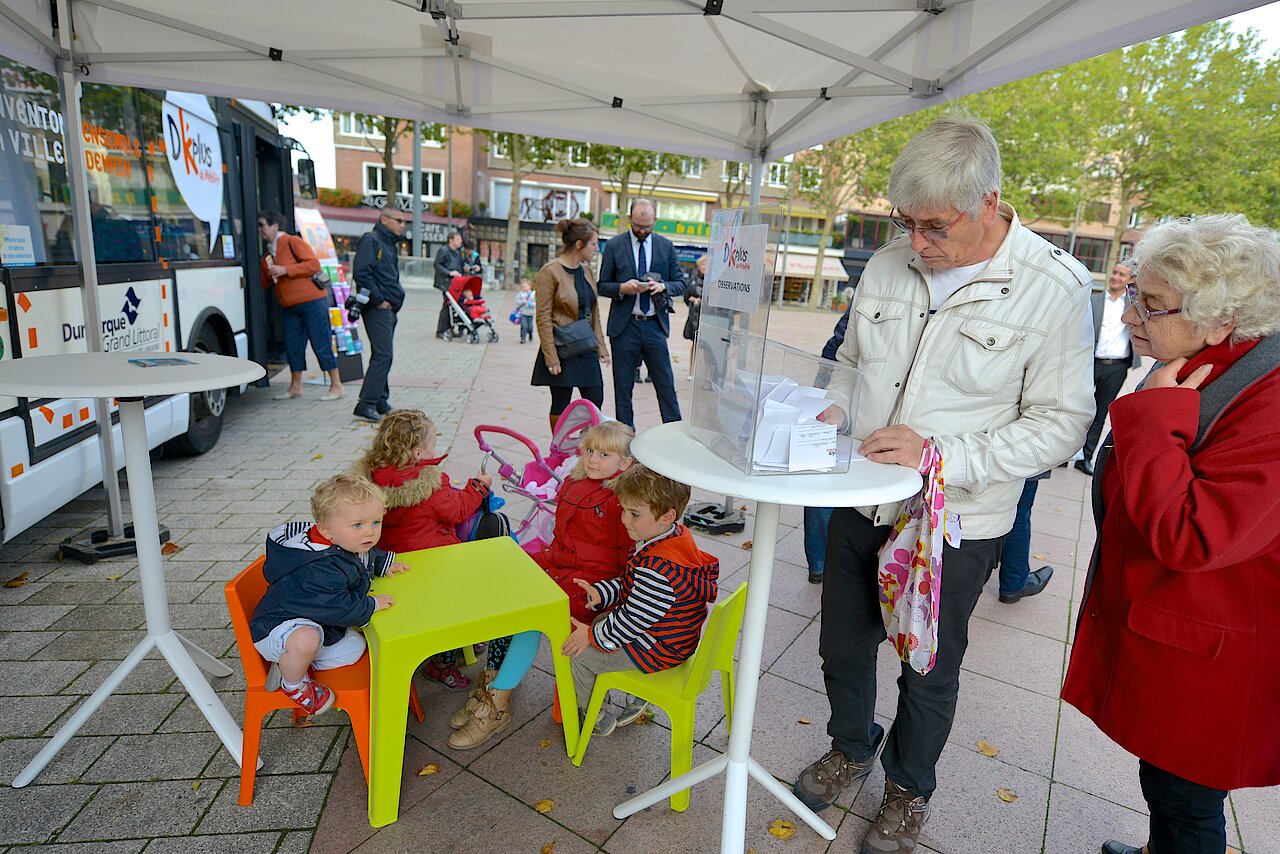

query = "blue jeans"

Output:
[[609, 318, 681, 428], [803, 506, 834, 575], [998, 479, 1039, 595], [281, 298, 337, 373], [519, 314, 533, 342]]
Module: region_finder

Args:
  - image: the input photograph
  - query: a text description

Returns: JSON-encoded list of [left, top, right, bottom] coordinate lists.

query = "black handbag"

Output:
[[552, 294, 597, 361], [311, 269, 331, 289]]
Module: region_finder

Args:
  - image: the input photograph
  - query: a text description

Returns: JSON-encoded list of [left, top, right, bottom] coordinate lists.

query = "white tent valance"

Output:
[[0, 0, 1265, 163]]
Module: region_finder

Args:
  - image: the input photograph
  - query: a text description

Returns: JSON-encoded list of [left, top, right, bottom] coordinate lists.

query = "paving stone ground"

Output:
[[0, 283, 1274, 853]]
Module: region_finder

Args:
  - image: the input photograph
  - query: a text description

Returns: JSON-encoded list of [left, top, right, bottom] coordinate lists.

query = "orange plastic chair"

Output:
[[225, 556, 424, 806]]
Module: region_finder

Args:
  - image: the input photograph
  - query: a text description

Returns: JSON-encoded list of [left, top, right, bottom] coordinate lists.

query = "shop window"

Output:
[[0, 57, 73, 263]]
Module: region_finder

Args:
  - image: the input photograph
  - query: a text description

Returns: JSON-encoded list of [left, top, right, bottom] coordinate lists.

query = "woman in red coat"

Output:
[[1061, 214, 1280, 854]]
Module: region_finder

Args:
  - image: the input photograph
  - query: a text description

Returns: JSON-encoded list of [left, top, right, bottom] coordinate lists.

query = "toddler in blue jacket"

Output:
[[250, 474, 409, 715]]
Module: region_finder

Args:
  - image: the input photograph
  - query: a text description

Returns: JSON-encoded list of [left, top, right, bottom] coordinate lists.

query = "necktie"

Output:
[[637, 238, 651, 315]]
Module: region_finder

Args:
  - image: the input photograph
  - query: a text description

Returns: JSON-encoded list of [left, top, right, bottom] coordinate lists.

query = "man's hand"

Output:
[[561, 617, 592, 657], [1146, 357, 1213, 390], [860, 425, 927, 468], [643, 276, 667, 294], [376, 300, 391, 310], [385, 562, 410, 576], [373, 594, 395, 611], [620, 279, 647, 295], [573, 578, 602, 609], [449, 269, 462, 278]]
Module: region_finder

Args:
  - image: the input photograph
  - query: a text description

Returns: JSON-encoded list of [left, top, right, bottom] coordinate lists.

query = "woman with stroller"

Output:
[[531, 218, 609, 437]]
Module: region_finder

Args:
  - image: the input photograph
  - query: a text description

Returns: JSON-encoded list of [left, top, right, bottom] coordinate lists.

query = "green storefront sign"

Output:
[[600, 212, 710, 239]]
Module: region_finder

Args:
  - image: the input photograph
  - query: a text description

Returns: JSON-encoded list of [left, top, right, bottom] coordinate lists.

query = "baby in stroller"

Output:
[[443, 274, 499, 343], [461, 288, 489, 321]]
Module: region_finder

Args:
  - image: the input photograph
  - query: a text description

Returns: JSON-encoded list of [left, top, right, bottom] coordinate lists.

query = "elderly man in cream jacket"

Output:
[[793, 112, 1095, 854]]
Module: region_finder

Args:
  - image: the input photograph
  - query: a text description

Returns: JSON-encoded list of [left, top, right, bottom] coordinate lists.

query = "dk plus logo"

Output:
[[161, 93, 224, 252], [721, 234, 751, 271]]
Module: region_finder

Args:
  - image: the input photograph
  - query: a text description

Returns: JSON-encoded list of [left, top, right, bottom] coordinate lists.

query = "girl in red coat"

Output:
[[357, 409, 493, 691], [446, 420, 635, 750]]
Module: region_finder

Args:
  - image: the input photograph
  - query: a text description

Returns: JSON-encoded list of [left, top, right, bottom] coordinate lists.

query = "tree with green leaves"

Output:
[[585, 146, 694, 221], [478, 131, 568, 288]]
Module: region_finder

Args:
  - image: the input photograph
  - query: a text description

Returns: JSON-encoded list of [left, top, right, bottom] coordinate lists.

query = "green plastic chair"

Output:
[[572, 581, 748, 811]]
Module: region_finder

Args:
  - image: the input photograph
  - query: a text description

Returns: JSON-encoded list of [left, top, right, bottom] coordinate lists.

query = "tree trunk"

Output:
[[807, 215, 838, 309], [381, 117, 398, 205], [505, 135, 525, 290]]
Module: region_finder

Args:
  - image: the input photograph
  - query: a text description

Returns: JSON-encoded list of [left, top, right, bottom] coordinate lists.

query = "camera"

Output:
[[344, 287, 371, 321]]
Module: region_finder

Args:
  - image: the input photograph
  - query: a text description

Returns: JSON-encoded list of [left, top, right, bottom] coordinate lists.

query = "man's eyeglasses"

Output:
[[383, 213, 412, 225], [1124, 282, 1183, 322], [889, 208, 967, 242]]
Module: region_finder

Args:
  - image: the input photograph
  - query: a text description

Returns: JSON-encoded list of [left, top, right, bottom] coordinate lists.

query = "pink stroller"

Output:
[[473, 399, 602, 553]]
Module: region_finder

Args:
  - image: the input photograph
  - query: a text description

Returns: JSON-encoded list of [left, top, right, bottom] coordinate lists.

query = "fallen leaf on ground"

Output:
[[748, 849, 756, 854], [996, 787, 1017, 803], [1032, 553, 1047, 560], [797, 718, 811, 725], [767, 818, 796, 839], [312, 453, 324, 460], [534, 799, 554, 814], [416, 763, 439, 776], [541, 843, 557, 854], [3, 572, 29, 588], [106, 574, 122, 581], [538, 738, 552, 748], [161, 541, 184, 555], [739, 505, 748, 511], [191, 781, 201, 790], [293, 716, 315, 728], [977, 740, 999, 757], [741, 540, 753, 550], [634, 712, 651, 725]]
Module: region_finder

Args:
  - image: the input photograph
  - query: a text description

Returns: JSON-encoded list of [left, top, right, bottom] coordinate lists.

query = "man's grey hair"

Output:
[[629, 198, 656, 216], [887, 111, 1002, 218], [447, 230, 462, 241], [1132, 213, 1280, 343]]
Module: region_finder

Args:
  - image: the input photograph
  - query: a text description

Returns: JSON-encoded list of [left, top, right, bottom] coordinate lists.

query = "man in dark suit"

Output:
[[1076, 259, 1143, 475], [434, 230, 464, 338], [597, 198, 686, 428]]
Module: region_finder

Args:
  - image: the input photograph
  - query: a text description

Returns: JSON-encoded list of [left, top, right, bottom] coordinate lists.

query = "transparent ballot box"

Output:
[[689, 329, 862, 476]]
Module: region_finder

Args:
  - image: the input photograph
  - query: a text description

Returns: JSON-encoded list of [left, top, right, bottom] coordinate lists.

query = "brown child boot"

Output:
[[449, 669, 495, 729], [448, 687, 512, 749]]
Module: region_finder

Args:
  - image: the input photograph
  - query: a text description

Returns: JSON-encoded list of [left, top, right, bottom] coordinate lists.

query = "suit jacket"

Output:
[[434, 244, 463, 290], [1090, 290, 1142, 370], [597, 231, 686, 338]]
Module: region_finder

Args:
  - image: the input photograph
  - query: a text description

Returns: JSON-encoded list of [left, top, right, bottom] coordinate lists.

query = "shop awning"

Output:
[[767, 250, 849, 282], [0, 0, 1258, 163]]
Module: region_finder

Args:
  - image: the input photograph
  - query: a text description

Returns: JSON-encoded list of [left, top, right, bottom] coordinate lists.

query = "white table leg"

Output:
[[614, 753, 729, 818], [154, 631, 251, 768], [11, 636, 156, 787], [177, 631, 234, 677]]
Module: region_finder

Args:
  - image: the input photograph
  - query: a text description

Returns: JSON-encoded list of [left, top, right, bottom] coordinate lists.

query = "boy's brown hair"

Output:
[[359, 409, 436, 472], [609, 464, 691, 519], [311, 473, 385, 523], [570, 421, 636, 481]]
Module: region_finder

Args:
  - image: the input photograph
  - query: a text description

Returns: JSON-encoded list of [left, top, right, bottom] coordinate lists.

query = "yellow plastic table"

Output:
[[364, 536, 580, 827]]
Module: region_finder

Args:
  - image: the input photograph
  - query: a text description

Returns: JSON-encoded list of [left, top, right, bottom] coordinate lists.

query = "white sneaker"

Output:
[[587, 709, 617, 736], [616, 696, 651, 727]]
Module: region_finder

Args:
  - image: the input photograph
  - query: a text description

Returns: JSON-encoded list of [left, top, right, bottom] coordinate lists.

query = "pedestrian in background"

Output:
[[994, 472, 1053, 603], [683, 254, 705, 380], [1077, 259, 1144, 475], [802, 303, 851, 584], [516, 279, 536, 343], [434, 231, 464, 339], [1063, 214, 1280, 854], [351, 208, 407, 423]]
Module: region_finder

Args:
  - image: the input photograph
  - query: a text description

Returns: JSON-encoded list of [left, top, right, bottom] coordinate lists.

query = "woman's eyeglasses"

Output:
[[1124, 283, 1183, 322]]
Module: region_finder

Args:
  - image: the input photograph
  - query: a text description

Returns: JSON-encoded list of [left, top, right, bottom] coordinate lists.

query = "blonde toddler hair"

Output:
[[609, 464, 691, 519], [570, 421, 635, 481], [311, 473, 384, 524], [359, 409, 437, 473]]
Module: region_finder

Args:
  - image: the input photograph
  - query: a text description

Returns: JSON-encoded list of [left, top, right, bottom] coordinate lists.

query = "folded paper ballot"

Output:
[[750, 381, 841, 472]]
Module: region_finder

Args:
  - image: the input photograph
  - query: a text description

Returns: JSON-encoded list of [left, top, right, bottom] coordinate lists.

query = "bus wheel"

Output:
[[164, 325, 226, 455]]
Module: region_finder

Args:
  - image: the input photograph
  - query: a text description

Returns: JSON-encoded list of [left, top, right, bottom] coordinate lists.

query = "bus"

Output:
[[0, 50, 306, 542]]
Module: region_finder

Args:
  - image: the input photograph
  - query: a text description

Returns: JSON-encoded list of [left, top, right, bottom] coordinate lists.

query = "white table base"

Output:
[[610, 502, 836, 851], [12, 398, 251, 788]]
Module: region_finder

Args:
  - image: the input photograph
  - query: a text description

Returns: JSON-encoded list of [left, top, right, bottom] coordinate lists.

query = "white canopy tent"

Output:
[[0, 0, 1267, 165]]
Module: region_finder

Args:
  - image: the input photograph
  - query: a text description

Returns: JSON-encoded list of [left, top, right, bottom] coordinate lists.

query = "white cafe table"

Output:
[[0, 352, 265, 787], [626, 422, 922, 853]]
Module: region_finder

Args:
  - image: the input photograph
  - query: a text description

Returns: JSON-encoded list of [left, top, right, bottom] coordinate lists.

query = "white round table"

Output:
[[625, 422, 922, 853], [0, 352, 265, 787]]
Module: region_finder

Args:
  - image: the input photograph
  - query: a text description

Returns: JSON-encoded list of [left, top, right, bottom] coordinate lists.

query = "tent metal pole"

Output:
[[55, 0, 126, 541], [411, 120, 423, 257]]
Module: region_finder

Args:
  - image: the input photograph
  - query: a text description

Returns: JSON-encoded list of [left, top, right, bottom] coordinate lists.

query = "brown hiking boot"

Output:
[[449, 669, 495, 729], [793, 729, 885, 811], [860, 778, 930, 853], [447, 687, 511, 749]]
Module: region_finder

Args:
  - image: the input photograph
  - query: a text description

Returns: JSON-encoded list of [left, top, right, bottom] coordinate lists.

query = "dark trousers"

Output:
[[549, 385, 604, 416], [1139, 760, 1228, 854], [821, 507, 1004, 798], [358, 306, 396, 408], [436, 290, 453, 335], [998, 479, 1039, 595], [1083, 359, 1130, 462], [609, 318, 681, 428], [281, 298, 337, 373]]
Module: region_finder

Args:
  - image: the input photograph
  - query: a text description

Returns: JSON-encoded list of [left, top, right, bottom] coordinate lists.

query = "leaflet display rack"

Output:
[[689, 205, 861, 475]]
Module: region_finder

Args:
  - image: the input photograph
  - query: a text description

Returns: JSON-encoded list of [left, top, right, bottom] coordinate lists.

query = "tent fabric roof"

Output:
[[0, 0, 1264, 161]]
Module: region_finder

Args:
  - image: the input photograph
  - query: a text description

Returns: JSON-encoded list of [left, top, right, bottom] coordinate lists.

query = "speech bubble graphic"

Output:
[[161, 93, 223, 252]]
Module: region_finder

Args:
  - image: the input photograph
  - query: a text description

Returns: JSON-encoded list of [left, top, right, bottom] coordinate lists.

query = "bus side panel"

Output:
[[0, 280, 16, 415], [175, 266, 245, 351], [0, 397, 187, 542]]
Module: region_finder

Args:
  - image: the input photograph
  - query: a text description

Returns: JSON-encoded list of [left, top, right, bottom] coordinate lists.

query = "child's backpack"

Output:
[[459, 493, 513, 542]]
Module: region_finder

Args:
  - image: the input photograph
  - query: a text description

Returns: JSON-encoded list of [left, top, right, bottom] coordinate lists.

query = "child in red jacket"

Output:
[[446, 420, 635, 750], [357, 409, 493, 691]]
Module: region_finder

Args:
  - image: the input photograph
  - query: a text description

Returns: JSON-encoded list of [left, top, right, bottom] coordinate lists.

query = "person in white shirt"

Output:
[[1077, 261, 1143, 475]]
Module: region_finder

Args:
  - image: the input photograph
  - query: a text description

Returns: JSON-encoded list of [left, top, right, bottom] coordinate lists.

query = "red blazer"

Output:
[[532, 476, 631, 622], [1062, 339, 1280, 791], [368, 461, 489, 553]]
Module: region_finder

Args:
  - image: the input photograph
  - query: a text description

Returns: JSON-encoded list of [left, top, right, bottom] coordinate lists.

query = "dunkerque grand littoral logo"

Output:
[[121, 287, 142, 325]]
